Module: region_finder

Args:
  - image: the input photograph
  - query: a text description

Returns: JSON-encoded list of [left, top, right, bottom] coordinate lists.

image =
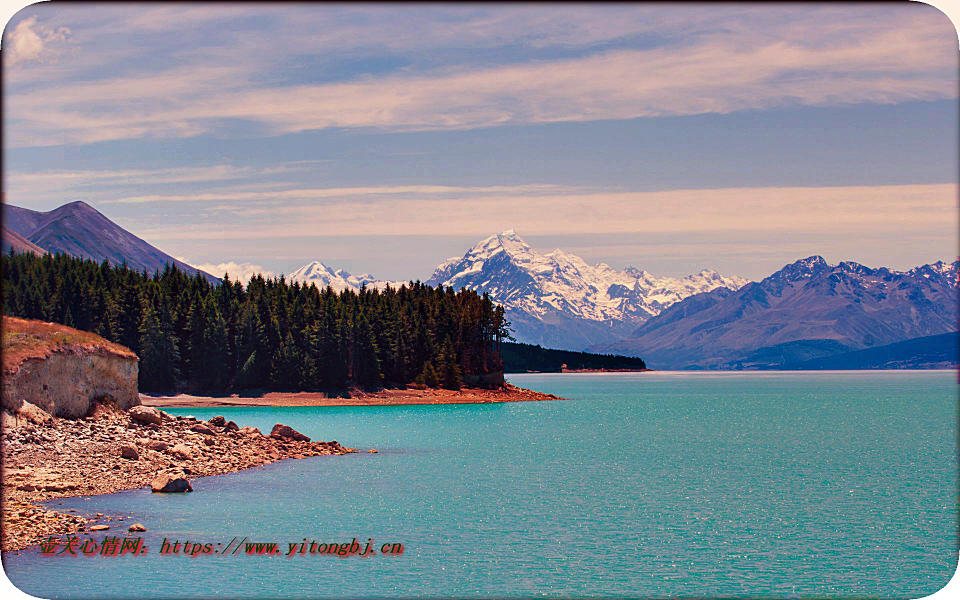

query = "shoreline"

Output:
[[1, 404, 357, 552], [141, 383, 563, 408]]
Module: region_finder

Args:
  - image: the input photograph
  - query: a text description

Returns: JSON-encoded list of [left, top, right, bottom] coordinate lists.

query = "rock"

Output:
[[90, 524, 109, 531], [145, 440, 168, 452], [150, 472, 193, 493], [17, 402, 52, 425], [120, 444, 139, 460], [190, 423, 215, 435], [368, 449, 378, 453], [238, 426, 260, 436], [169, 444, 193, 460], [224, 420, 239, 432], [209, 416, 226, 427], [129, 406, 164, 425], [203, 437, 215, 446], [128, 523, 147, 532], [270, 423, 310, 442]]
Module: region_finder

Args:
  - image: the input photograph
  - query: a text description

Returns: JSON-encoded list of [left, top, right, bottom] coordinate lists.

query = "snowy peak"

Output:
[[426, 230, 750, 334], [289, 261, 403, 293]]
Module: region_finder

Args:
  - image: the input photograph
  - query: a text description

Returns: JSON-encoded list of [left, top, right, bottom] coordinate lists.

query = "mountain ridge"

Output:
[[595, 255, 960, 369], [2, 201, 218, 284]]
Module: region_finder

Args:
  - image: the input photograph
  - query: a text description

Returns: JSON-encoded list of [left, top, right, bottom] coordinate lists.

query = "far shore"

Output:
[[141, 383, 563, 408]]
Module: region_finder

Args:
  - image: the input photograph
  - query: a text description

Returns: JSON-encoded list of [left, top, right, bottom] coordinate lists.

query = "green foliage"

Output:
[[418, 361, 440, 388], [439, 336, 461, 390], [1, 250, 508, 393]]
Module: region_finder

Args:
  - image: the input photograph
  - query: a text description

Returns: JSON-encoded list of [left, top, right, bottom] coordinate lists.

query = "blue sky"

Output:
[[3, 4, 958, 281]]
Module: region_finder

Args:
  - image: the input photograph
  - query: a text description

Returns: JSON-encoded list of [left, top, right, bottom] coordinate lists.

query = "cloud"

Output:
[[4, 5, 955, 146], [133, 183, 958, 240], [3, 16, 70, 68], [3, 163, 325, 204], [187, 261, 275, 283], [100, 184, 578, 205]]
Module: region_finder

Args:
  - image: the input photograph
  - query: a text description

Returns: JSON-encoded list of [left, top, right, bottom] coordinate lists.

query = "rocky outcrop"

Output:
[[2, 317, 139, 419]]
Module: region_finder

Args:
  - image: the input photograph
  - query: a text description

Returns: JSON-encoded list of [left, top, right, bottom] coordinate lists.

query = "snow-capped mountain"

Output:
[[288, 261, 404, 293], [425, 230, 749, 350]]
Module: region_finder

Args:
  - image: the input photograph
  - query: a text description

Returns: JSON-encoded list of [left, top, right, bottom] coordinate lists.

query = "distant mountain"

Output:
[[288, 261, 406, 293], [2, 201, 218, 284], [425, 230, 749, 350], [778, 332, 959, 370], [595, 256, 960, 369]]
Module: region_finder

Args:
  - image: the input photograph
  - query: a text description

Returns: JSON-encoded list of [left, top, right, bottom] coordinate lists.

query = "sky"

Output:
[[3, 3, 959, 282]]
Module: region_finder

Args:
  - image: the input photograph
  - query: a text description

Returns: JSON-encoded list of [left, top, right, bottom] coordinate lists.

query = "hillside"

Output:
[[779, 333, 959, 370], [1, 227, 46, 256], [2, 201, 218, 284]]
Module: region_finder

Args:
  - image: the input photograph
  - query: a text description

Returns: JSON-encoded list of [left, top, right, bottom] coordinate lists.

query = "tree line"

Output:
[[501, 341, 645, 372], [1, 251, 509, 393]]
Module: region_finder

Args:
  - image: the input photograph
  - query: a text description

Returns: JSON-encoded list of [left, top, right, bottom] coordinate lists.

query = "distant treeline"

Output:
[[1, 251, 508, 393], [501, 341, 646, 373]]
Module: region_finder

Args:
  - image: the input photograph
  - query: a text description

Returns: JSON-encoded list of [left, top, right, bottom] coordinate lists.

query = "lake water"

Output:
[[3, 371, 958, 599]]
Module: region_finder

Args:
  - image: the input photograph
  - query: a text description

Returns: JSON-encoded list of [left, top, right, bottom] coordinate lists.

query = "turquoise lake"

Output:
[[3, 371, 958, 598]]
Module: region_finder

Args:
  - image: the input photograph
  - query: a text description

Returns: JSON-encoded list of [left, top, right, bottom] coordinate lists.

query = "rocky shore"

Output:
[[1, 402, 357, 552]]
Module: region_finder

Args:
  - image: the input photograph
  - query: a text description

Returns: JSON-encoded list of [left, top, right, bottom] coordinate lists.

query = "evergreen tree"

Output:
[[439, 336, 461, 390]]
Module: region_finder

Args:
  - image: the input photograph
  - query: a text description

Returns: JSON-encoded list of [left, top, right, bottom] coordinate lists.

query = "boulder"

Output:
[[224, 420, 239, 432], [128, 523, 147, 532], [208, 415, 226, 427], [169, 444, 193, 460], [150, 472, 193, 493], [190, 423, 215, 435], [144, 440, 168, 452], [270, 423, 310, 442], [17, 402, 52, 425], [120, 444, 139, 460], [238, 426, 261, 436], [129, 406, 164, 425], [89, 524, 110, 531]]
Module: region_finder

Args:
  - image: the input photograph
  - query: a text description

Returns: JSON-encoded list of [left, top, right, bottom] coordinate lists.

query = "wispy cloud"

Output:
[[4, 5, 955, 146], [3, 163, 325, 204], [133, 183, 958, 240], [100, 184, 579, 205]]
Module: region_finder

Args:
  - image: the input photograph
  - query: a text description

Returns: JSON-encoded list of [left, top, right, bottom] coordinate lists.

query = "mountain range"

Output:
[[4, 200, 956, 369], [594, 256, 959, 369], [2, 201, 218, 284], [287, 230, 748, 350]]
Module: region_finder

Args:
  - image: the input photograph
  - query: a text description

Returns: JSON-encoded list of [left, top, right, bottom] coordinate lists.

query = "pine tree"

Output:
[[419, 361, 439, 388], [440, 336, 461, 390]]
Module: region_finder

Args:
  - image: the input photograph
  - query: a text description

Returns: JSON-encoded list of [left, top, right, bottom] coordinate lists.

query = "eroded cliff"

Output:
[[2, 317, 139, 419]]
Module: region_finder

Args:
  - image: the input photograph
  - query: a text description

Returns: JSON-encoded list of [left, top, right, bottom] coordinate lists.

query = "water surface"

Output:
[[3, 371, 957, 598]]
